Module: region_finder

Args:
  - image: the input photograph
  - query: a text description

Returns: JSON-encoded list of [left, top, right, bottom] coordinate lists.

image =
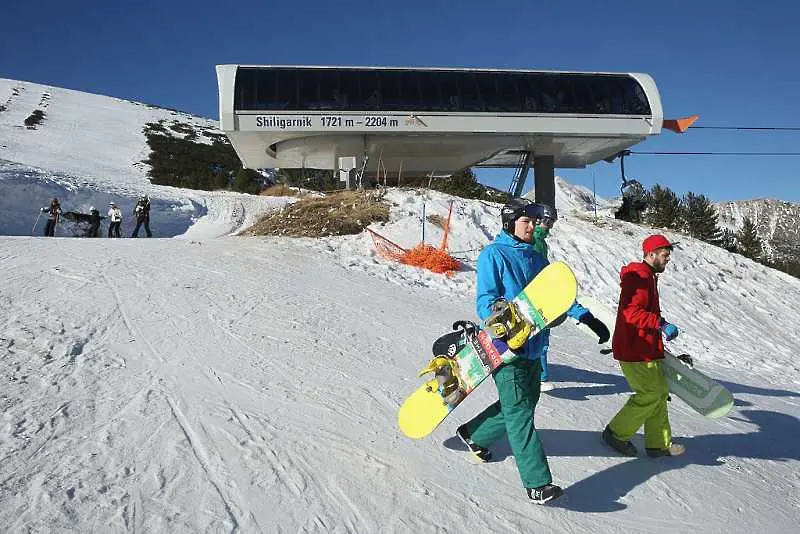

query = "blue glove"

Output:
[[660, 319, 679, 341]]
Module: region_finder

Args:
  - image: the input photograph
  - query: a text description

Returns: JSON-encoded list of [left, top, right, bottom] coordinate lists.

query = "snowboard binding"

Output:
[[484, 300, 531, 350], [452, 320, 479, 337], [418, 357, 466, 406]]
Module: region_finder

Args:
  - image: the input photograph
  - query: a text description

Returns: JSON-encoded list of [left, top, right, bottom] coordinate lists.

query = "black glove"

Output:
[[581, 313, 610, 344], [676, 354, 694, 367]]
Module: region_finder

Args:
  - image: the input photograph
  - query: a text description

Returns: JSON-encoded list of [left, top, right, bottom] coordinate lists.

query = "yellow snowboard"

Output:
[[397, 378, 452, 439], [398, 262, 578, 439]]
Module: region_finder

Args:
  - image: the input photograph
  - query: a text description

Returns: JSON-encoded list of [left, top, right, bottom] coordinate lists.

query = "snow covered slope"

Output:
[[1, 184, 798, 532], [0, 78, 214, 186], [0, 78, 284, 237]]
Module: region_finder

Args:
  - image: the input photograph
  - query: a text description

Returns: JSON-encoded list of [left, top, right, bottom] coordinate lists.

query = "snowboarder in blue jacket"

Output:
[[455, 198, 589, 504]]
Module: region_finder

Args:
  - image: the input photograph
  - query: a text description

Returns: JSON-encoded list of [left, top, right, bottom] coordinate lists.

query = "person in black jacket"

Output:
[[42, 198, 62, 237], [88, 206, 104, 237], [131, 195, 152, 237]]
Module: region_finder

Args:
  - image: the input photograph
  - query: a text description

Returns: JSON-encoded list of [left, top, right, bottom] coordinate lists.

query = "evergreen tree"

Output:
[[429, 169, 506, 201], [737, 216, 763, 260], [644, 184, 683, 229], [276, 168, 339, 191], [682, 192, 722, 244], [772, 258, 800, 279], [212, 167, 230, 190], [232, 168, 264, 195], [718, 228, 738, 253]]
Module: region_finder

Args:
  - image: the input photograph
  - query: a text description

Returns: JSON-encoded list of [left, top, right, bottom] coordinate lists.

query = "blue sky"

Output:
[[2, 0, 799, 202]]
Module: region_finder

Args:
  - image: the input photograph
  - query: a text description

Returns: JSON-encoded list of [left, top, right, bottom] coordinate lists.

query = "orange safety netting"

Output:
[[366, 228, 407, 260], [367, 201, 461, 275], [398, 243, 461, 275]]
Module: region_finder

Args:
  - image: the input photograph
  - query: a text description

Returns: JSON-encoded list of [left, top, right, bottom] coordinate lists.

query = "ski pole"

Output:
[[421, 203, 426, 243], [31, 210, 42, 236]]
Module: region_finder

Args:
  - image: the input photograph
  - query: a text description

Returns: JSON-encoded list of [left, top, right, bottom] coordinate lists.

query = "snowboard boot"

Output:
[[526, 484, 563, 505], [484, 300, 532, 350], [602, 426, 638, 457], [437, 371, 465, 406], [646, 443, 686, 457], [540, 381, 555, 392], [456, 425, 492, 462]]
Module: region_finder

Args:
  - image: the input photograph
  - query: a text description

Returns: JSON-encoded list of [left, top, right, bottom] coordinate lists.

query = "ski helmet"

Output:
[[501, 198, 546, 233], [539, 203, 557, 222], [89, 206, 95, 212]]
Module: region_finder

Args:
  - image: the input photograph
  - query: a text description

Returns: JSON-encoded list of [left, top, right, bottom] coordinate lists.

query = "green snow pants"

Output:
[[463, 358, 551, 489], [607, 360, 672, 449]]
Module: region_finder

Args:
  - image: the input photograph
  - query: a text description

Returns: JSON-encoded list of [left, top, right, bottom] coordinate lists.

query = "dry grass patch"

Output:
[[261, 184, 303, 197], [244, 190, 390, 237]]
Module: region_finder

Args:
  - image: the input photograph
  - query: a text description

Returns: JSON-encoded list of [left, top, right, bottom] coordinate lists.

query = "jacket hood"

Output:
[[620, 261, 654, 279], [494, 230, 536, 250]]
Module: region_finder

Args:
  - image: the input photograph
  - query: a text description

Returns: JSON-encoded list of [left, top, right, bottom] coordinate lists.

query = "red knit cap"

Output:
[[642, 234, 678, 254]]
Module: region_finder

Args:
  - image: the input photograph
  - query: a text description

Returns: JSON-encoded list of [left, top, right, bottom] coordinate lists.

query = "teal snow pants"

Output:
[[462, 358, 552, 489]]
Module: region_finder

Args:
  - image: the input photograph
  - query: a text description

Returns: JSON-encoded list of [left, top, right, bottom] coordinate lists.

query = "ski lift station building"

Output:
[[216, 64, 668, 205]]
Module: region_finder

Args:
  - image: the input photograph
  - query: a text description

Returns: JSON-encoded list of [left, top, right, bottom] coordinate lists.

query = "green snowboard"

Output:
[[576, 296, 733, 419]]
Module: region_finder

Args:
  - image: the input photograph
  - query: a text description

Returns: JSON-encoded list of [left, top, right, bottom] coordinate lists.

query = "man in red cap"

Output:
[[602, 234, 685, 458]]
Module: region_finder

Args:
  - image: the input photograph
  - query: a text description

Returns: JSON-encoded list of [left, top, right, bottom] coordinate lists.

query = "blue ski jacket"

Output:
[[476, 231, 585, 361]]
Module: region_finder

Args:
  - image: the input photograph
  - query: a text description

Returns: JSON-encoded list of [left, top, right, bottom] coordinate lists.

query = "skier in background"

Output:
[[529, 203, 609, 391], [602, 234, 685, 458], [41, 198, 62, 237], [107, 202, 122, 238], [88, 206, 103, 237], [131, 195, 152, 238]]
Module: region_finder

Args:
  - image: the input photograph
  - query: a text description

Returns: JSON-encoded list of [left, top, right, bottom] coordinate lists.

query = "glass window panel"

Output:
[[496, 74, 522, 112], [518, 74, 541, 112], [338, 70, 361, 110], [357, 70, 380, 110], [476, 73, 500, 112], [320, 71, 344, 110], [418, 71, 443, 111], [234, 69, 255, 110], [570, 76, 595, 114], [459, 73, 484, 112], [396, 71, 421, 110], [298, 70, 320, 110], [377, 71, 402, 110], [234, 68, 650, 115], [438, 72, 461, 111]]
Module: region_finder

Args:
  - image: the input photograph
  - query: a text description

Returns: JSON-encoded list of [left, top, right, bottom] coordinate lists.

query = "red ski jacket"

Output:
[[611, 261, 664, 362]]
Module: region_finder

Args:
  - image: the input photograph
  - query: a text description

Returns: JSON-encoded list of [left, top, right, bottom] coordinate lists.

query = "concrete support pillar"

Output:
[[338, 156, 356, 190], [534, 155, 555, 208]]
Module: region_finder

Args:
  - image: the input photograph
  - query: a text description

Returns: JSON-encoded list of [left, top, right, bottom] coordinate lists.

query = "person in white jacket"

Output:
[[108, 202, 123, 238]]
